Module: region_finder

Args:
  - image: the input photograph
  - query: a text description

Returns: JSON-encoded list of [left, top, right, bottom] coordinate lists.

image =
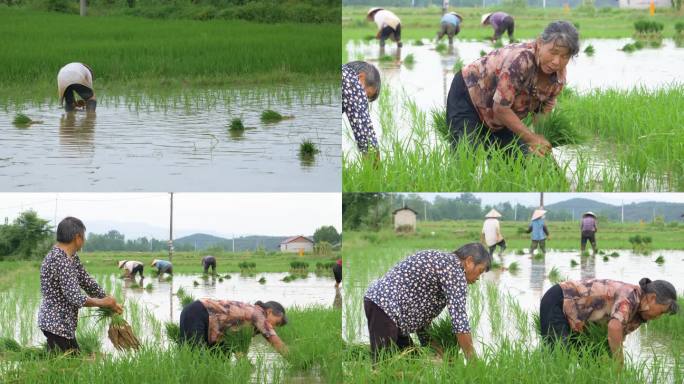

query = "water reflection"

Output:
[[580, 255, 596, 280], [59, 111, 96, 154]]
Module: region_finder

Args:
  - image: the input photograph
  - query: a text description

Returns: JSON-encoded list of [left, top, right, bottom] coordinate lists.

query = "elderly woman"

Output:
[[367, 7, 402, 48], [38, 217, 123, 354], [447, 21, 579, 156], [57, 62, 97, 112], [540, 278, 679, 365], [342, 61, 381, 155], [364, 243, 492, 362], [179, 298, 289, 356]]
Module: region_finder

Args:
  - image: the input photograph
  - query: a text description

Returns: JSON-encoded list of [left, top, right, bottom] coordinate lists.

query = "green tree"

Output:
[[313, 225, 340, 245], [0, 210, 53, 259]]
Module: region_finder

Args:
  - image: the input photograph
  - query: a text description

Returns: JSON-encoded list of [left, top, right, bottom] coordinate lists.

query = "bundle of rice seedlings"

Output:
[[403, 53, 415, 66], [218, 326, 254, 357], [609, 251, 620, 258], [0, 337, 22, 353], [299, 140, 319, 158], [532, 109, 583, 147], [12, 113, 42, 128], [570, 259, 579, 267], [165, 322, 180, 345], [413, 39, 424, 46], [655, 255, 665, 264], [583, 44, 595, 56], [426, 315, 459, 353], [258, 277, 266, 284], [453, 58, 464, 73], [177, 288, 196, 307], [508, 261, 520, 273], [229, 118, 244, 132], [435, 43, 447, 53], [261, 109, 286, 123], [95, 307, 141, 351], [548, 267, 562, 283], [479, 49, 487, 57], [603, 255, 610, 262]]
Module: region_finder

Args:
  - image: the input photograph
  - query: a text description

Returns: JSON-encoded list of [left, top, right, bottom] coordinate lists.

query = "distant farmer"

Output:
[[437, 12, 463, 45], [481, 12, 515, 42], [540, 278, 678, 365], [364, 243, 492, 363], [202, 255, 217, 275], [447, 21, 578, 156], [151, 259, 173, 276], [333, 258, 342, 288], [481, 209, 506, 256], [527, 209, 549, 256], [179, 299, 289, 356], [38, 217, 123, 354], [118, 260, 144, 279], [580, 211, 598, 255], [342, 61, 381, 154], [367, 8, 402, 48], [57, 62, 97, 113]]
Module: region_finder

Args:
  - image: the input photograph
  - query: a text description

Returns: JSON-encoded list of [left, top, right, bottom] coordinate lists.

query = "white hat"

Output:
[[531, 209, 547, 220], [583, 211, 597, 218], [118, 260, 126, 269], [450, 12, 464, 21], [367, 7, 383, 16], [481, 13, 492, 25], [485, 209, 502, 218]]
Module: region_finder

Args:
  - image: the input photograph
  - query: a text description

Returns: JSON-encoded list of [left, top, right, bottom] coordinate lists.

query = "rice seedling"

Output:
[[570, 259, 579, 267], [316, 261, 336, 270], [218, 277, 224, 282], [609, 251, 620, 258], [129, 282, 141, 289], [228, 117, 244, 132], [453, 58, 464, 73], [603, 255, 610, 262], [580, 250, 590, 257], [378, 55, 394, 62], [583, 44, 595, 56], [164, 275, 173, 282], [490, 261, 502, 270], [435, 42, 447, 53], [479, 49, 487, 57], [192, 280, 199, 287], [507, 261, 520, 273], [165, 321, 181, 345], [634, 20, 664, 36], [290, 261, 310, 271], [144, 283, 153, 291], [299, 139, 319, 159], [260, 109, 294, 123], [515, 249, 525, 256], [12, 113, 42, 128], [547, 266, 562, 283], [177, 288, 196, 307], [655, 255, 665, 264], [676, 22, 684, 35], [403, 53, 415, 66], [530, 109, 584, 146], [598, 250, 606, 255], [223, 274, 232, 279], [94, 307, 141, 351], [258, 276, 266, 284], [238, 261, 257, 272], [413, 39, 425, 46]]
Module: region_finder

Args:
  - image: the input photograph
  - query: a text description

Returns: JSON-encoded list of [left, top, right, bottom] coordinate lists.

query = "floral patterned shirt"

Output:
[[37, 246, 106, 339], [199, 299, 277, 345], [342, 65, 378, 153], [559, 279, 645, 335], [461, 42, 566, 131], [365, 249, 470, 336]]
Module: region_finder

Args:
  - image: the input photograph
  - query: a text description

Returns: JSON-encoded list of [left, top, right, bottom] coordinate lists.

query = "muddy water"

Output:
[[0, 87, 340, 191], [342, 39, 684, 154], [344, 250, 684, 372]]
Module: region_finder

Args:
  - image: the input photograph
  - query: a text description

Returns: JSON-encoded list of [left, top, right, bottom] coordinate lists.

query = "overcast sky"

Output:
[[0, 193, 341, 239], [408, 193, 684, 207]]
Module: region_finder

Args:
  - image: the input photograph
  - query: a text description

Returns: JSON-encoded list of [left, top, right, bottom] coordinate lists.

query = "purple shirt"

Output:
[[581, 216, 597, 232], [488, 12, 509, 29]]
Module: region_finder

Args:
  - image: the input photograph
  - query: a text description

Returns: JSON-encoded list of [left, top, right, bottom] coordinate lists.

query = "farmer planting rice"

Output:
[[540, 278, 679, 366], [447, 21, 578, 156], [118, 260, 144, 279], [364, 243, 491, 363], [179, 299, 289, 356], [436, 12, 463, 45], [333, 258, 342, 288], [202, 255, 217, 274], [527, 209, 549, 255], [481, 12, 515, 42], [151, 258, 173, 276], [481, 209, 506, 256], [38, 217, 123, 354], [57, 62, 97, 113], [343, 61, 381, 155], [367, 8, 402, 48], [580, 211, 598, 255]]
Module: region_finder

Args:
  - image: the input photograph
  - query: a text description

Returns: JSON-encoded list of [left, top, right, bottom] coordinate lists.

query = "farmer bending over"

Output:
[[343, 61, 381, 156], [118, 260, 144, 279], [580, 211, 598, 255], [364, 243, 492, 363], [202, 255, 217, 275], [540, 278, 678, 367], [38, 217, 123, 354], [180, 299, 289, 356], [151, 259, 173, 276], [367, 8, 402, 48], [447, 21, 577, 156], [437, 12, 463, 45], [333, 258, 342, 288], [481, 12, 515, 42], [58, 62, 97, 113]]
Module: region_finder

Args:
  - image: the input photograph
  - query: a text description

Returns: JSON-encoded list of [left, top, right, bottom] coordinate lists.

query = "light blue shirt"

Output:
[[441, 13, 460, 27], [530, 219, 547, 241], [155, 259, 172, 272]]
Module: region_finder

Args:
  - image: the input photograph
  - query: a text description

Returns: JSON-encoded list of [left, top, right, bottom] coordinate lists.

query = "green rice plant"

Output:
[[144, 283, 153, 291], [238, 261, 256, 271], [583, 44, 595, 56], [299, 140, 319, 158], [379, 54, 394, 62], [655, 255, 665, 264], [453, 58, 464, 73], [76, 326, 102, 355], [531, 109, 584, 146], [94, 307, 141, 351], [490, 261, 502, 270], [581, 250, 590, 257], [177, 288, 196, 307], [223, 274, 232, 279], [164, 275, 173, 282], [363, 35, 375, 41], [216, 326, 254, 357], [603, 255, 610, 262], [507, 261, 520, 273], [316, 261, 336, 270], [621, 43, 637, 52], [290, 261, 310, 271], [479, 49, 487, 57], [435, 42, 447, 52], [12, 113, 32, 127], [192, 280, 199, 287], [570, 259, 579, 267], [0, 337, 21, 353], [493, 39, 504, 48], [634, 20, 664, 35], [218, 277, 224, 282], [228, 118, 244, 131], [260, 109, 293, 123], [548, 266, 562, 284], [609, 251, 620, 258], [165, 321, 180, 345], [258, 276, 266, 284], [426, 315, 459, 352], [129, 282, 141, 289], [675, 22, 684, 34], [515, 249, 525, 256], [403, 53, 415, 65], [413, 39, 424, 46], [598, 250, 606, 255]]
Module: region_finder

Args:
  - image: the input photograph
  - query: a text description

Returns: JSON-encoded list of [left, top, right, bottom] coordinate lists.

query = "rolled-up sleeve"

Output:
[[75, 256, 106, 299], [342, 68, 378, 153], [437, 262, 470, 334]]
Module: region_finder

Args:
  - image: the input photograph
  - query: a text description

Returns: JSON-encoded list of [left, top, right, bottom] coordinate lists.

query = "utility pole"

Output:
[[232, 234, 235, 253], [54, 194, 58, 228], [424, 201, 428, 221], [80, 0, 87, 17], [168, 193, 174, 263], [621, 200, 624, 224], [540, 192, 544, 209]]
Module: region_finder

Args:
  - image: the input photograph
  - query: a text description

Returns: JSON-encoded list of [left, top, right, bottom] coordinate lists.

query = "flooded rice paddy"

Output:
[[1, 86, 340, 191]]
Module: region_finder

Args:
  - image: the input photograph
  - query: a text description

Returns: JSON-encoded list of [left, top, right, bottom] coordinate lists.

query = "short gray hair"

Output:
[[344, 61, 381, 102], [454, 242, 492, 271], [56, 217, 86, 243], [540, 21, 580, 57], [639, 278, 679, 315]]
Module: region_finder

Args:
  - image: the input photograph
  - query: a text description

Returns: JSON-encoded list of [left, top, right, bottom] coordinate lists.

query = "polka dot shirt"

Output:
[[342, 65, 378, 153], [37, 246, 106, 339], [365, 249, 471, 335]]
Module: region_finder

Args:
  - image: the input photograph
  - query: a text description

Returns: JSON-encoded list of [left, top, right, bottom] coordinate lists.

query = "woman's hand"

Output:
[[524, 133, 552, 156], [102, 296, 124, 314]]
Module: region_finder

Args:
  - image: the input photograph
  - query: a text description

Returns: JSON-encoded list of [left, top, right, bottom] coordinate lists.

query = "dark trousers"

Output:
[[179, 300, 210, 347], [446, 71, 527, 155], [364, 298, 413, 363], [332, 264, 342, 284], [494, 16, 515, 40], [437, 22, 460, 44], [530, 239, 546, 254], [539, 284, 571, 346], [131, 264, 144, 278], [63, 84, 95, 112], [203, 261, 216, 274], [581, 231, 597, 251], [42, 330, 79, 354], [379, 24, 401, 46], [489, 239, 507, 255]]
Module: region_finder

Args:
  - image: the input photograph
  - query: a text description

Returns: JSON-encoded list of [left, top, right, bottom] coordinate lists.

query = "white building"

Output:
[[393, 207, 418, 232], [618, 0, 669, 8], [280, 235, 314, 253]]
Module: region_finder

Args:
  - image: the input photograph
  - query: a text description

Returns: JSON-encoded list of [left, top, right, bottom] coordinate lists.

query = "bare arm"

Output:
[[83, 296, 123, 314], [607, 319, 624, 367], [268, 335, 289, 356], [456, 333, 476, 360], [493, 104, 550, 156]]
